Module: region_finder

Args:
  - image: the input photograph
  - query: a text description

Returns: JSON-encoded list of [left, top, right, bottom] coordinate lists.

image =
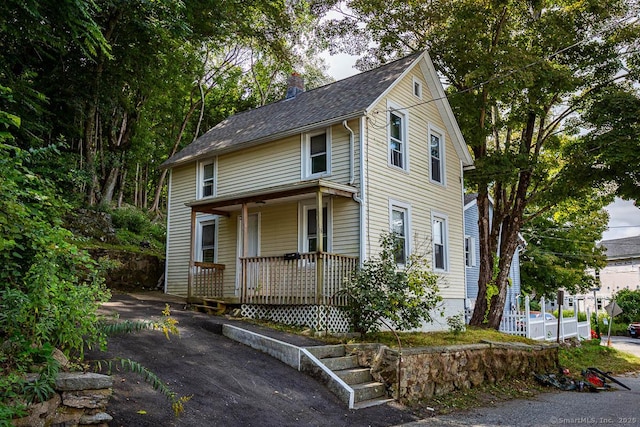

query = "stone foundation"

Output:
[[12, 372, 113, 427], [347, 341, 558, 400]]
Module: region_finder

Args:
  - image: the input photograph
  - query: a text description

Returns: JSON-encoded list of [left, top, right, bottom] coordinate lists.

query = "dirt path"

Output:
[[91, 293, 418, 427]]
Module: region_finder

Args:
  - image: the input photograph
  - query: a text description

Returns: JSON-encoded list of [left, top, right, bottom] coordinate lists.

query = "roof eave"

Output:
[[160, 111, 366, 170]]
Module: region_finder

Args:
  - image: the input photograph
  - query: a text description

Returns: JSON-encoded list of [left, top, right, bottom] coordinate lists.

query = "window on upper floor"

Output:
[[302, 129, 331, 178], [433, 214, 448, 271], [429, 125, 445, 185], [413, 77, 422, 99], [388, 102, 408, 170], [199, 160, 215, 198], [390, 200, 411, 265]]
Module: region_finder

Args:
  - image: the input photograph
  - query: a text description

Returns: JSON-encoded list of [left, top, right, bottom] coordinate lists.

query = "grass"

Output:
[[559, 339, 640, 374]]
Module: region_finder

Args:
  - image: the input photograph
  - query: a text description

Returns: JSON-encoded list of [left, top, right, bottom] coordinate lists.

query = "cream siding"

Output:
[[364, 63, 466, 299], [165, 164, 196, 296]]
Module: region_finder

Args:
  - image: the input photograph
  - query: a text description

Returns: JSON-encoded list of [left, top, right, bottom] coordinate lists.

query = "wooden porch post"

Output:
[[188, 209, 196, 300], [241, 203, 249, 302], [316, 189, 324, 305]]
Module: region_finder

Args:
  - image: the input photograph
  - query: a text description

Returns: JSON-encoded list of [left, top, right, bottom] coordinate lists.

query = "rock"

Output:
[[62, 389, 112, 409], [55, 373, 113, 391], [79, 411, 113, 424], [12, 394, 62, 427]]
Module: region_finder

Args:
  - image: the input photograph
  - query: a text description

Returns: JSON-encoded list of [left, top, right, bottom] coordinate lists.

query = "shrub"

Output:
[[0, 144, 110, 419], [110, 206, 149, 234], [341, 233, 443, 336]]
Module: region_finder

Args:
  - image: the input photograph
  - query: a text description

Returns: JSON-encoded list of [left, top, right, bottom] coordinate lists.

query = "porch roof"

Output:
[[186, 179, 357, 215]]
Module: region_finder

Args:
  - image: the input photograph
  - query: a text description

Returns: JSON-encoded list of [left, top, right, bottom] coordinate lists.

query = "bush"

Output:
[[614, 289, 640, 323], [552, 309, 588, 322], [0, 144, 110, 418], [110, 206, 149, 234], [341, 233, 443, 336]]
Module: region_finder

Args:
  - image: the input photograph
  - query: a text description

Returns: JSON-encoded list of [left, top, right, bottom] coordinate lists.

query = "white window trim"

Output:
[[301, 127, 332, 179], [432, 211, 449, 272], [389, 199, 412, 266], [428, 124, 446, 186], [387, 100, 410, 172], [464, 235, 477, 268], [197, 158, 217, 199], [412, 77, 423, 99], [196, 214, 218, 263], [298, 199, 332, 253]]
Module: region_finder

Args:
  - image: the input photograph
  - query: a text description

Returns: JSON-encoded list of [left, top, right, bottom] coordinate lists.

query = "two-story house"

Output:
[[160, 51, 474, 332]]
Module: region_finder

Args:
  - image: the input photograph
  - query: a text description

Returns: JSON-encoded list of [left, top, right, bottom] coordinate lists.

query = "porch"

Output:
[[185, 179, 360, 307], [188, 251, 358, 305]]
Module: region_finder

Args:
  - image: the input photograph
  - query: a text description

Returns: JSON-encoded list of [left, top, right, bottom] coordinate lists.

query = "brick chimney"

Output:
[[285, 72, 304, 99]]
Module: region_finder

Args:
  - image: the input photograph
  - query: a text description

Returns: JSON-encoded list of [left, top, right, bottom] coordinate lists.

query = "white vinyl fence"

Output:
[[499, 295, 591, 341]]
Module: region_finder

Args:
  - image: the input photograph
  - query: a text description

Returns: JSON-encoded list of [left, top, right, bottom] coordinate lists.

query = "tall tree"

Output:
[[318, 0, 640, 328]]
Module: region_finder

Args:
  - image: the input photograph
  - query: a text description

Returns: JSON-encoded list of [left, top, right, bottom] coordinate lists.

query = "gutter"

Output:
[[161, 111, 365, 170]]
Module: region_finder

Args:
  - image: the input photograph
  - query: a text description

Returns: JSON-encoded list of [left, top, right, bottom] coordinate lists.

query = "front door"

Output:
[[236, 213, 259, 295]]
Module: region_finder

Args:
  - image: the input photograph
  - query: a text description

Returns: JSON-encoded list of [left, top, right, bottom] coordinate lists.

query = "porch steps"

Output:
[[190, 298, 227, 315], [305, 345, 392, 409]]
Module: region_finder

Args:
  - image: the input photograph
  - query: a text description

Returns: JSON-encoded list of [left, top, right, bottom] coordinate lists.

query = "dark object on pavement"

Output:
[[534, 367, 630, 392]]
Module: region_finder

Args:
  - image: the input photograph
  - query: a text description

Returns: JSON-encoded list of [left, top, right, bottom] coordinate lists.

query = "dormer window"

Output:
[[302, 128, 331, 178]]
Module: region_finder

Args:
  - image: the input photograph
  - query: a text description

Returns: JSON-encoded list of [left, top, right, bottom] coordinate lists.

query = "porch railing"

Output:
[[190, 262, 225, 299], [240, 252, 359, 305]]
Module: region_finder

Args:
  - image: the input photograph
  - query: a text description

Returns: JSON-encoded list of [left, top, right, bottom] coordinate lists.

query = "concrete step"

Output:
[[334, 367, 373, 385], [320, 355, 359, 371], [305, 345, 346, 359], [353, 381, 386, 402], [352, 397, 395, 410]]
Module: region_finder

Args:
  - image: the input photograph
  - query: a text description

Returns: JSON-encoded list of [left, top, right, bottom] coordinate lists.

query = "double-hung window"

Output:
[[429, 125, 445, 184], [388, 102, 408, 170], [433, 214, 448, 271], [389, 200, 411, 265], [303, 129, 331, 178], [198, 218, 217, 262], [300, 201, 331, 253], [464, 236, 476, 267], [200, 160, 215, 198]]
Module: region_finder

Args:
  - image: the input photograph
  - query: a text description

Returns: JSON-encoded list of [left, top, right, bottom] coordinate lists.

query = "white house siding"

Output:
[[364, 63, 466, 301], [330, 120, 361, 187], [165, 164, 196, 296]]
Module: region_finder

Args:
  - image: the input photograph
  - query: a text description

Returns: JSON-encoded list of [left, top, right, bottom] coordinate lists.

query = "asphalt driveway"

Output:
[[90, 293, 418, 427]]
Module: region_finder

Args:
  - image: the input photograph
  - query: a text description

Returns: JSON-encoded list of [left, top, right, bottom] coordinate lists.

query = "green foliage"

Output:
[[614, 289, 640, 323], [552, 310, 588, 322], [446, 314, 466, 336], [559, 339, 640, 375], [111, 206, 150, 234], [341, 233, 443, 336], [521, 194, 609, 299]]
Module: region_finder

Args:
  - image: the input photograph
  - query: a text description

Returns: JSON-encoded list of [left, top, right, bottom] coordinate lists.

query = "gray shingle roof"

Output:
[[161, 52, 422, 169], [600, 235, 640, 259]]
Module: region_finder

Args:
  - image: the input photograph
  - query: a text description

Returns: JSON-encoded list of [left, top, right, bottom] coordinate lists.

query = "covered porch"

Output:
[[185, 179, 360, 306]]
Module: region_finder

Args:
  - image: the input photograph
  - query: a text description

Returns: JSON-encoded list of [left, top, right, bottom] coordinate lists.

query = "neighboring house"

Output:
[[160, 51, 474, 332], [463, 194, 523, 315], [583, 235, 640, 313]]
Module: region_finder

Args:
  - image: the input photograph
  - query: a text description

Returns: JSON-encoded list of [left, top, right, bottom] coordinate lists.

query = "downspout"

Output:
[[343, 120, 355, 186], [344, 119, 366, 264]]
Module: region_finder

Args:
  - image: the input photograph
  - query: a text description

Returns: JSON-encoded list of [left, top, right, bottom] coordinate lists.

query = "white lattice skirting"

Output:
[[241, 304, 351, 333]]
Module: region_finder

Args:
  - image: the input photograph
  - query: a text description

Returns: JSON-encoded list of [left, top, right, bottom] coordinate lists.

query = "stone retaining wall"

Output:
[[347, 341, 558, 400], [12, 372, 113, 427]]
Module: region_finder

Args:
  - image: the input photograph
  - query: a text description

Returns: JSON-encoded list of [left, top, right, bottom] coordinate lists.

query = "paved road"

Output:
[[605, 336, 640, 358]]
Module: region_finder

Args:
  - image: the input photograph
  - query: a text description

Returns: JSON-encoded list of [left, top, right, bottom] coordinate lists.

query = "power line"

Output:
[[368, 10, 638, 123]]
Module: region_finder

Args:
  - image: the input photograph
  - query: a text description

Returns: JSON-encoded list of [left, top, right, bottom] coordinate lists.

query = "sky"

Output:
[[321, 52, 640, 243]]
